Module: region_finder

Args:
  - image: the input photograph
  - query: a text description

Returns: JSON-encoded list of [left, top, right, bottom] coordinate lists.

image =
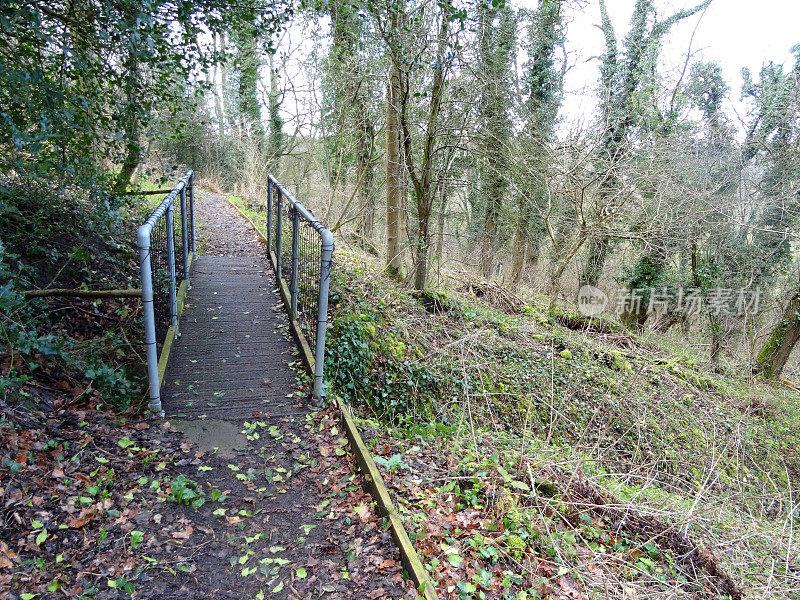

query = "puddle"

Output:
[[170, 419, 247, 458]]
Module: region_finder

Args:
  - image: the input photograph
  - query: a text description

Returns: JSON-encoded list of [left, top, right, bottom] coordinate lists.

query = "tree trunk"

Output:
[[476, 3, 514, 281], [213, 32, 226, 138], [267, 52, 283, 168], [385, 55, 403, 279], [355, 110, 375, 241], [580, 236, 610, 288], [396, 0, 451, 291], [755, 288, 800, 379], [480, 206, 497, 279], [413, 215, 430, 291], [232, 18, 264, 144], [115, 53, 141, 191], [509, 203, 527, 289]]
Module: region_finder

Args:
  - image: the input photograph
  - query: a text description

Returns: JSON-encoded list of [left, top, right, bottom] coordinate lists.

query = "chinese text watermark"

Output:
[[577, 286, 761, 318]]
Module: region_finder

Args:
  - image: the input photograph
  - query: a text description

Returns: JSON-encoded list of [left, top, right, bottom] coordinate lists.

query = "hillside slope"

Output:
[[324, 244, 800, 600]]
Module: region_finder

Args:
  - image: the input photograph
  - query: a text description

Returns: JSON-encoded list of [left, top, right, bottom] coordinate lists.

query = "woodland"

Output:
[[2, 0, 800, 598]]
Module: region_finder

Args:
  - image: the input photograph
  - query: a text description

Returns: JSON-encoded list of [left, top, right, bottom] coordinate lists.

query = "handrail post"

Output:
[[180, 185, 190, 288], [313, 230, 334, 402], [290, 206, 300, 321], [275, 186, 283, 281], [188, 171, 196, 254], [266, 177, 272, 251], [137, 227, 162, 416], [165, 202, 178, 330]]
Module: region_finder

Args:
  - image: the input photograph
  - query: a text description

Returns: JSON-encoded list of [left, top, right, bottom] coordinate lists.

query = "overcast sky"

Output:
[[527, 0, 800, 131]]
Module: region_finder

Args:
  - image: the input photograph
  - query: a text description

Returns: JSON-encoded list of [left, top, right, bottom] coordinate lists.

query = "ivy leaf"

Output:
[[35, 529, 48, 545]]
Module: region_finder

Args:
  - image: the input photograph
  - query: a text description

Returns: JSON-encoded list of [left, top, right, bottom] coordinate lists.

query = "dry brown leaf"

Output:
[[356, 504, 371, 522], [172, 525, 193, 539]]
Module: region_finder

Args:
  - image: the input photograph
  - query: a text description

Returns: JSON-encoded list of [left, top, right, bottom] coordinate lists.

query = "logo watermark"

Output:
[[577, 285, 608, 316]]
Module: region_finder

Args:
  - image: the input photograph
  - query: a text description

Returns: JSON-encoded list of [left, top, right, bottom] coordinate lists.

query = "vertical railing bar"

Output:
[[275, 186, 283, 281], [165, 201, 178, 330], [137, 233, 162, 416], [314, 230, 334, 403], [180, 185, 189, 288], [266, 177, 272, 251], [290, 206, 300, 321], [188, 171, 196, 253]]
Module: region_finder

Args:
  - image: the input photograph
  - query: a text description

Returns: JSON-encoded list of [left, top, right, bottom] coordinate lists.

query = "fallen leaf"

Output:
[[172, 525, 193, 540], [356, 504, 370, 522]]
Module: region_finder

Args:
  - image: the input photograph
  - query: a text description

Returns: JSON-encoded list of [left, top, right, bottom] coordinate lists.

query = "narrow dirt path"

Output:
[[148, 190, 413, 598]]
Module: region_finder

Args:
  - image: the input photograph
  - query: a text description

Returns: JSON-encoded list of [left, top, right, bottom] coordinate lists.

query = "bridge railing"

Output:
[[266, 174, 333, 402], [137, 171, 195, 415]]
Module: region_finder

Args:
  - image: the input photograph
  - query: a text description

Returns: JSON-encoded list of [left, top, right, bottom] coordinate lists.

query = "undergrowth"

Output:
[[0, 180, 149, 412], [324, 243, 800, 599]]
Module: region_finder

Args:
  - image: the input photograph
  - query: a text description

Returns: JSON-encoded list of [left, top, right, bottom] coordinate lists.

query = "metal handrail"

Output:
[[266, 174, 334, 402], [137, 170, 195, 415]]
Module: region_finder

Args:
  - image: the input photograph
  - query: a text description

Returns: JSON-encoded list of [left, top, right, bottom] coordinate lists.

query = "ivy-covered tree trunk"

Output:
[[477, 3, 514, 281], [232, 17, 264, 144], [510, 0, 563, 289], [580, 237, 610, 289], [355, 113, 376, 241], [267, 51, 283, 168], [116, 53, 142, 191], [755, 288, 800, 379]]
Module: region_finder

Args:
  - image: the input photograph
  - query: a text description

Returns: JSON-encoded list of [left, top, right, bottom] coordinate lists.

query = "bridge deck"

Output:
[[162, 255, 303, 420], [150, 191, 408, 598]]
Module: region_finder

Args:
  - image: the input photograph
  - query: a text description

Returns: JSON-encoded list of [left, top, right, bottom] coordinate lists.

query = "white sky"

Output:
[[540, 0, 800, 130]]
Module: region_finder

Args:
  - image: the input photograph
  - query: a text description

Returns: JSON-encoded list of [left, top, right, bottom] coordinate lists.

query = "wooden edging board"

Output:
[[227, 196, 439, 600], [157, 253, 194, 387]]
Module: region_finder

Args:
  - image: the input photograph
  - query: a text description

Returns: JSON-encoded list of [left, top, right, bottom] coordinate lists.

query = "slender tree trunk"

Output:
[[480, 206, 498, 279], [213, 32, 225, 138], [385, 55, 403, 279], [397, 0, 451, 290]]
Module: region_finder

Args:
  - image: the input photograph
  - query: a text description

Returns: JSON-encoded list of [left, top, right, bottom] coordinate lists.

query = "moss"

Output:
[[504, 534, 526, 562], [612, 352, 633, 373]]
